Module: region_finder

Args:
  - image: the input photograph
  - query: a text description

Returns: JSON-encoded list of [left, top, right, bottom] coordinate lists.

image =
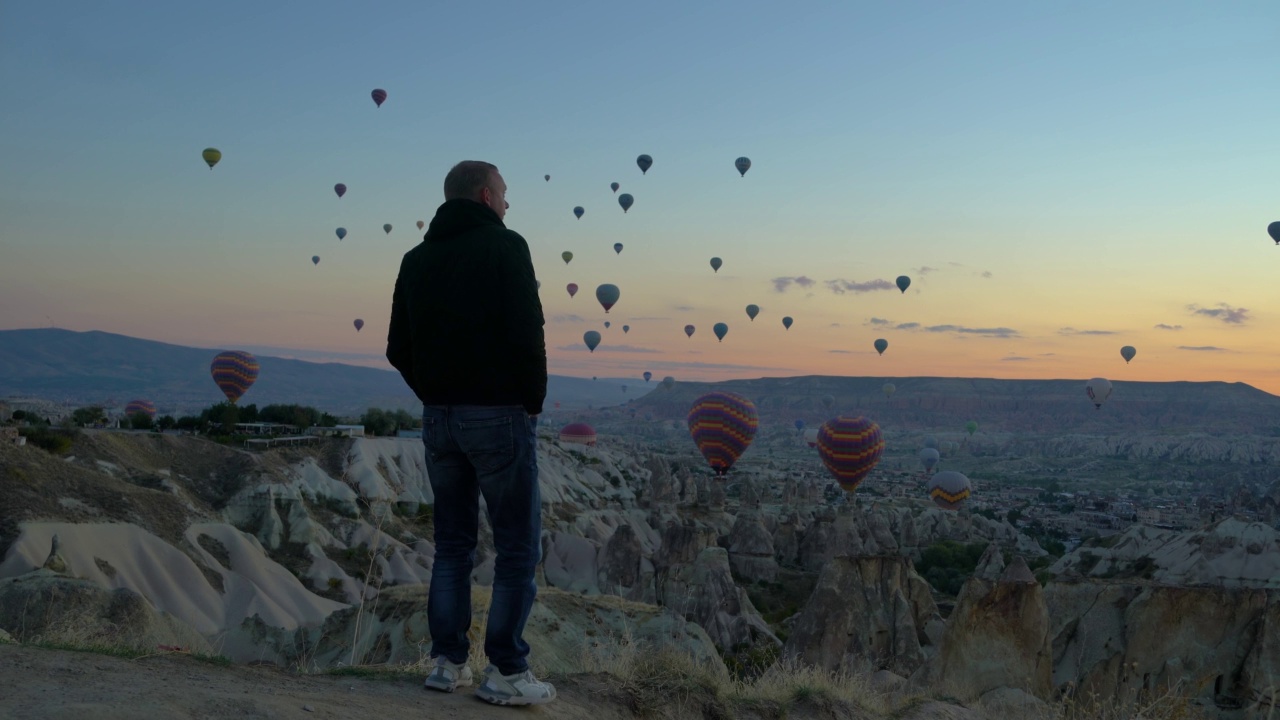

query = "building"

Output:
[[306, 424, 365, 438]]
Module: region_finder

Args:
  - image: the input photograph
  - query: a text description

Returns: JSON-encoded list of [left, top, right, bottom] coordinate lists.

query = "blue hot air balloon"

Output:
[[618, 194, 634, 213], [574, 206, 584, 220], [782, 316, 793, 330], [584, 331, 601, 352], [643, 371, 652, 382], [896, 276, 911, 293], [874, 339, 888, 355], [613, 243, 623, 255], [734, 157, 751, 177], [636, 155, 653, 174], [336, 227, 347, 240], [611, 182, 620, 193], [745, 304, 759, 321], [713, 322, 729, 342]]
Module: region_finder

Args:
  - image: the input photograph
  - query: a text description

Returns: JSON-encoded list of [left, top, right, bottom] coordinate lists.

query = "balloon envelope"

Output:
[[311, 256, 320, 265], [1120, 345, 1136, 363], [416, 220, 425, 230], [928, 470, 972, 510], [210, 351, 259, 405], [919, 447, 940, 471], [618, 194, 634, 212], [201, 148, 221, 169], [735, 157, 752, 176], [611, 182, 620, 193], [1086, 377, 1112, 409], [794, 419, 805, 431], [684, 325, 695, 338], [125, 399, 157, 419], [745, 304, 759, 321], [584, 331, 601, 352], [883, 383, 896, 398], [896, 276, 911, 293], [1269, 221, 1280, 244], [545, 174, 551, 182], [334, 183, 346, 198], [643, 371, 652, 382], [687, 391, 759, 476], [622, 325, 630, 333], [613, 243, 623, 255], [821, 394, 834, 410], [383, 223, 392, 234], [710, 257, 722, 272], [874, 339, 888, 355], [596, 283, 620, 313], [782, 316, 793, 330], [353, 319, 365, 332], [562, 251, 573, 264], [559, 422, 596, 446], [604, 321, 611, 329], [636, 155, 653, 174], [566, 283, 578, 298], [336, 227, 347, 240], [713, 322, 728, 342], [923, 435, 938, 450], [965, 420, 978, 436], [816, 416, 884, 491], [371, 88, 387, 107], [573, 206, 584, 219]]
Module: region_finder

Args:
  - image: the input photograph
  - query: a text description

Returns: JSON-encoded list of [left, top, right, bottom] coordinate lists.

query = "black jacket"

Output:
[[386, 199, 547, 415]]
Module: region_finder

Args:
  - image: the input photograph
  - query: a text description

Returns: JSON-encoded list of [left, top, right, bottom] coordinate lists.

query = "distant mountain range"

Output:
[[4, 328, 1279, 435], [0, 329, 648, 417]]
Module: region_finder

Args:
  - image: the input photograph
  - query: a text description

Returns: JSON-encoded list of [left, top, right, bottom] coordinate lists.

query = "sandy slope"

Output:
[[0, 644, 636, 720]]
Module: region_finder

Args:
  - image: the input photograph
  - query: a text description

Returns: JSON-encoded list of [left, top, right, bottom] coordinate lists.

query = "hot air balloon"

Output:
[[923, 435, 938, 450], [334, 183, 347, 199], [684, 325, 695, 338], [610, 182, 620, 193], [896, 276, 911, 293], [1269, 222, 1280, 244], [713, 322, 728, 342], [735, 157, 752, 177], [417, 220, 425, 230], [618, 194, 634, 213], [566, 283, 578, 298], [383, 223, 393, 235], [965, 420, 977, 436], [354, 319, 364, 332], [637, 155, 653, 174], [125, 399, 157, 419], [545, 174, 551, 182], [573, 206, 584, 220], [621, 385, 628, 393], [662, 376, 675, 390], [210, 351, 259, 405], [710, 257, 722, 273], [919, 447, 940, 472], [782, 316, 793, 330], [874, 339, 888, 355], [804, 427, 820, 448], [883, 383, 896, 398], [562, 251, 573, 264], [596, 283, 620, 313], [816, 416, 884, 492], [553, 401, 560, 409], [928, 470, 972, 510], [613, 243, 623, 255], [643, 371, 652, 382], [745, 304, 759, 321], [559, 422, 596, 446], [1120, 346, 1136, 363], [1086, 377, 1112, 409], [371, 88, 387, 107], [584, 331, 601, 352], [201, 148, 221, 170], [821, 395, 835, 410], [604, 321, 611, 329], [622, 325, 630, 334], [312, 256, 320, 266], [336, 228, 347, 240], [687, 391, 759, 476]]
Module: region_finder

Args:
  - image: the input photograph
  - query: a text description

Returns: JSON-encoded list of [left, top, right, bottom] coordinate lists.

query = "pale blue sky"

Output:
[[3, 1, 1279, 390]]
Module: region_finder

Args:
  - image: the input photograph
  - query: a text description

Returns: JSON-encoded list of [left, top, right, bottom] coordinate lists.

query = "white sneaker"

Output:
[[423, 658, 473, 693], [474, 664, 557, 706]]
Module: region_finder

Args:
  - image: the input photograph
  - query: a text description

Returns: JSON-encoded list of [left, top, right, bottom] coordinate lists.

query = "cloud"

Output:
[[895, 322, 920, 330], [923, 325, 1020, 338], [1059, 327, 1117, 336], [673, 305, 695, 312], [867, 317, 892, 326], [1187, 303, 1249, 325], [1001, 356, 1031, 361], [551, 314, 585, 323], [980, 270, 993, 279], [772, 276, 815, 292], [914, 266, 937, 275], [1039, 352, 1056, 356], [1153, 323, 1183, 331], [825, 278, 894, 295], [626, 316, 670, 321], [1177, 345, 1230, 352], [555, 344, 660, 353], [828, 349, 852, 354]]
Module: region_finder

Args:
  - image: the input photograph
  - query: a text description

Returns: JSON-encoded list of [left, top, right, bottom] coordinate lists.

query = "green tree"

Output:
[[71, 406, 105, 427], [156, 415, 176, 430], [128, 412, 154, 430], [360, 408, 395, 436], [1006, 508, 1023, 525]]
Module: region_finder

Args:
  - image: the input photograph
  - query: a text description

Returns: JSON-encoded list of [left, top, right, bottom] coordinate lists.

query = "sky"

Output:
[[3, 1, 1279, 394]]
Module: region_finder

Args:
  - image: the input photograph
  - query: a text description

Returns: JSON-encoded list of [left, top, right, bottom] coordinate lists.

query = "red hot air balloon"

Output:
[[334, 183, 347, 198], [210, 351, 260, 405], [371, 88, 387, 107], [816, 416, 885, 492], [559, 422, 597, 446], [124, 399, 157, 419], [687, 391, 759, 476]]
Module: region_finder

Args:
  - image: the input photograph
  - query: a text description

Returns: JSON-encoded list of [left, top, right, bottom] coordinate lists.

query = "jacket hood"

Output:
[[424, 199, 505, 242]]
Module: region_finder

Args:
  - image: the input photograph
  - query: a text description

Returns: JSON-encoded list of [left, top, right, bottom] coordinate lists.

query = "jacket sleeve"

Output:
[[504, 232, 547, 415], [386, 253, 417, 395]]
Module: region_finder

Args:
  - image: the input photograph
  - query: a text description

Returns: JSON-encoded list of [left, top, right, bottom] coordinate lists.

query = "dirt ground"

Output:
[[0, 644, 643, 720]]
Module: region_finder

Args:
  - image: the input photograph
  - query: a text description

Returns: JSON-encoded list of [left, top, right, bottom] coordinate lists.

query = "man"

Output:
[[387, 161, 553, 706]]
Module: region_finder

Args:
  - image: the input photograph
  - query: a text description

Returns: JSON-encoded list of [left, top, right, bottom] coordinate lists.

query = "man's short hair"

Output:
[[444, 161, 498, 201]]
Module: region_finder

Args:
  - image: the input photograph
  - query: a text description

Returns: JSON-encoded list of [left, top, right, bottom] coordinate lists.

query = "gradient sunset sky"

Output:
[[3, 1, 1279, 393]]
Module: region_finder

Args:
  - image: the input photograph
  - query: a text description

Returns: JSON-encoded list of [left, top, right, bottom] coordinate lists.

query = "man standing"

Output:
[[387, 161, 553, 706]]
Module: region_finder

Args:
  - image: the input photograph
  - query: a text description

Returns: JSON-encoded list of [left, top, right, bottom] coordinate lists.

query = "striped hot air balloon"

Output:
[[816, 416, 884, 492], [559, 422, 597, 446], [687, 391, 758, 476], [927, 470, 972, 510], [210, 351, 260, 404], [124, 399, 157, 419]]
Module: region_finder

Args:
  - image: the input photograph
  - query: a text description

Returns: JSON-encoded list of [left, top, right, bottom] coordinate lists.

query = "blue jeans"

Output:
[[421, 405, 541, 675]]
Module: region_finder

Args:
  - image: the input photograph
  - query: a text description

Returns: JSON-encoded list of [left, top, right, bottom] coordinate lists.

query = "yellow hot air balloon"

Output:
[[202, 148, 221, 170]]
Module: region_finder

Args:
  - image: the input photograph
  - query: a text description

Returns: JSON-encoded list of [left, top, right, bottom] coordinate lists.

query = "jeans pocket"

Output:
[[422, 416, 448, 457], [456, 415, 515, 472]]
